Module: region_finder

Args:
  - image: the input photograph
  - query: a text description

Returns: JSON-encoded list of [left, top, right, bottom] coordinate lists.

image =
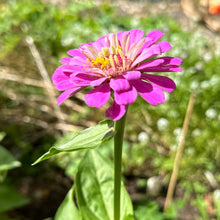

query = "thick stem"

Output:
[[114, 111, 127, 220]]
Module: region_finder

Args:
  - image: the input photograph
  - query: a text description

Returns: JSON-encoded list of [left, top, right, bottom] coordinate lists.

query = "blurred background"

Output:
[[0, 0, 220, 219]]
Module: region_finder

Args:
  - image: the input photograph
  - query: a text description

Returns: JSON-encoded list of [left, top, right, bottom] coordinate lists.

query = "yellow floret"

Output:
[[91, 57, 109, 69]]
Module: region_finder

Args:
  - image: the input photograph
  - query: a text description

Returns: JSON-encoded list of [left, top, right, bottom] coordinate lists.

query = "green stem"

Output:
[[114, 110, 127, 220]]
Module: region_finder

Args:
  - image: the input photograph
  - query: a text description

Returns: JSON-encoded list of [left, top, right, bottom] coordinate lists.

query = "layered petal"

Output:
[[141, 74, 176, 92], [132, 80, 165, 105], [146, 30, 165, 44], [136, 65, 182, 72], [55, 79, 73, 91], [52, 65, 74, 91], [90, 77, 108, 87], [59, 57, 72, 63], [70, 73, 99, 86], [67, 49, 86, 59], [114, 86, 137, 105], [57, 87, 84, 105], [106, 101, 126, 121], [157, 41, 172, 53], [128, 29, 145, 45], [131, 44, 161, 68], [69, 56, 88, 66], [141, 30, 165, 50], [110, 76, 131, 92], [85, 83, 111, 108], [123, 71, 141, 81], [160, 57, 182, 65], [135, 57, 182, 69], [94, 33, 111, 50]]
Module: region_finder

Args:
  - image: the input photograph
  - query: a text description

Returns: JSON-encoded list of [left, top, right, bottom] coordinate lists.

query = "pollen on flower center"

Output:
[[89, 44, 128, 73], [91, 57, 109, 69], [81, 34, 135, 77]]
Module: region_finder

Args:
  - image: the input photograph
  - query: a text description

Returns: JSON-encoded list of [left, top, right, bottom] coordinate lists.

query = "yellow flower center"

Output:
[[89, 45, 124, 71], [91, 57, 109, 69]]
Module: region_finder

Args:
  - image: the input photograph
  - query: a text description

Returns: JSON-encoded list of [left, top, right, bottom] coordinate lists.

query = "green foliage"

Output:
[[0, 132, 21, 182], [0, 184, 29, 213], [55, 187, 82, 220], [56, 149, 133, 220], [32, 120, 115, 165], [0, 132, 28, 219], [214, 193, 220, 220], [192, 195, 209, 220], [134, 201, 163, 220], [134, 199, 184, 220], [0, 146, 21, 173]]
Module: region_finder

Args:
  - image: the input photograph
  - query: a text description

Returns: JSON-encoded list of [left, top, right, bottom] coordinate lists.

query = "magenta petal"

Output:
[[134, 57, 182, 70], [141, 30, 165, 51], [85, 83, 111, 108], [56, 80, 74, 91], [114, 86, 137, 105], [146, 30, 165, 43], [90, 77, 108, 87], [91, 33, 112, 51], [57, 87, 83, 105], [137, 65, 182, 72], [69, 56, 87, 66], [93, 35, 108, 51], [132, 80, 165, 105], [59, 57, 72, 63], [52, 65, 67, 83], [161, 57, 183, 65], [110, 76, 131, 92], [157, 41, 172, 53], [142, 57, 182, 68], [123, 71, 141, 81], [141, 74, 176, 92], [117, 31, 129, 44], [106, 101, 126, 121], [70, 74, 98, 86], [52, 65, 74, 91], [131, 44, 161, 67], [137, 59, 164, 69], [128, 29, 145, 45], [61, 65, 78, 75], [52, 65, 75, 81], [67, 49, 86, 59]]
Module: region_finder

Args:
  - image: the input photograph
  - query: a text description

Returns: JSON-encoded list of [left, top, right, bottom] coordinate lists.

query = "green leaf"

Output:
[[0, 184, 29, 212], [0, 146, 21, 171], [0, 132, 6, 142], [32, 120, 115, 165], [55, 187, 82, 220], [75, 149, 133, 220]]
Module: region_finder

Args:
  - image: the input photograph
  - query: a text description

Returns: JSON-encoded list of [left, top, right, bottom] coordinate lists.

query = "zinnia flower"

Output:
[[52, 29, 182, 121]]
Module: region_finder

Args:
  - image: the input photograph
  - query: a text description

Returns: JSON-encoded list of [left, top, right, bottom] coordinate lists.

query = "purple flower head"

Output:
[[52, 29, 182, 121]]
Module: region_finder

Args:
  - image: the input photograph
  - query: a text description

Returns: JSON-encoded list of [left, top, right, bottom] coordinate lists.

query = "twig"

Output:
[[25, 36, 66, 127], [0, 69, 43, 87], [0, 67, 85, 112], [164, 93, 196, 211]]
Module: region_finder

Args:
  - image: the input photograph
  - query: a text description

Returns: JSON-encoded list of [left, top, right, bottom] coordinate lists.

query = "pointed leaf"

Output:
[[75, 149, 133, 220], [0, 146, 21, 171], [0, 132, 6, 142], [55, 187, 82, 220], [32, 120, 115, 165]]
